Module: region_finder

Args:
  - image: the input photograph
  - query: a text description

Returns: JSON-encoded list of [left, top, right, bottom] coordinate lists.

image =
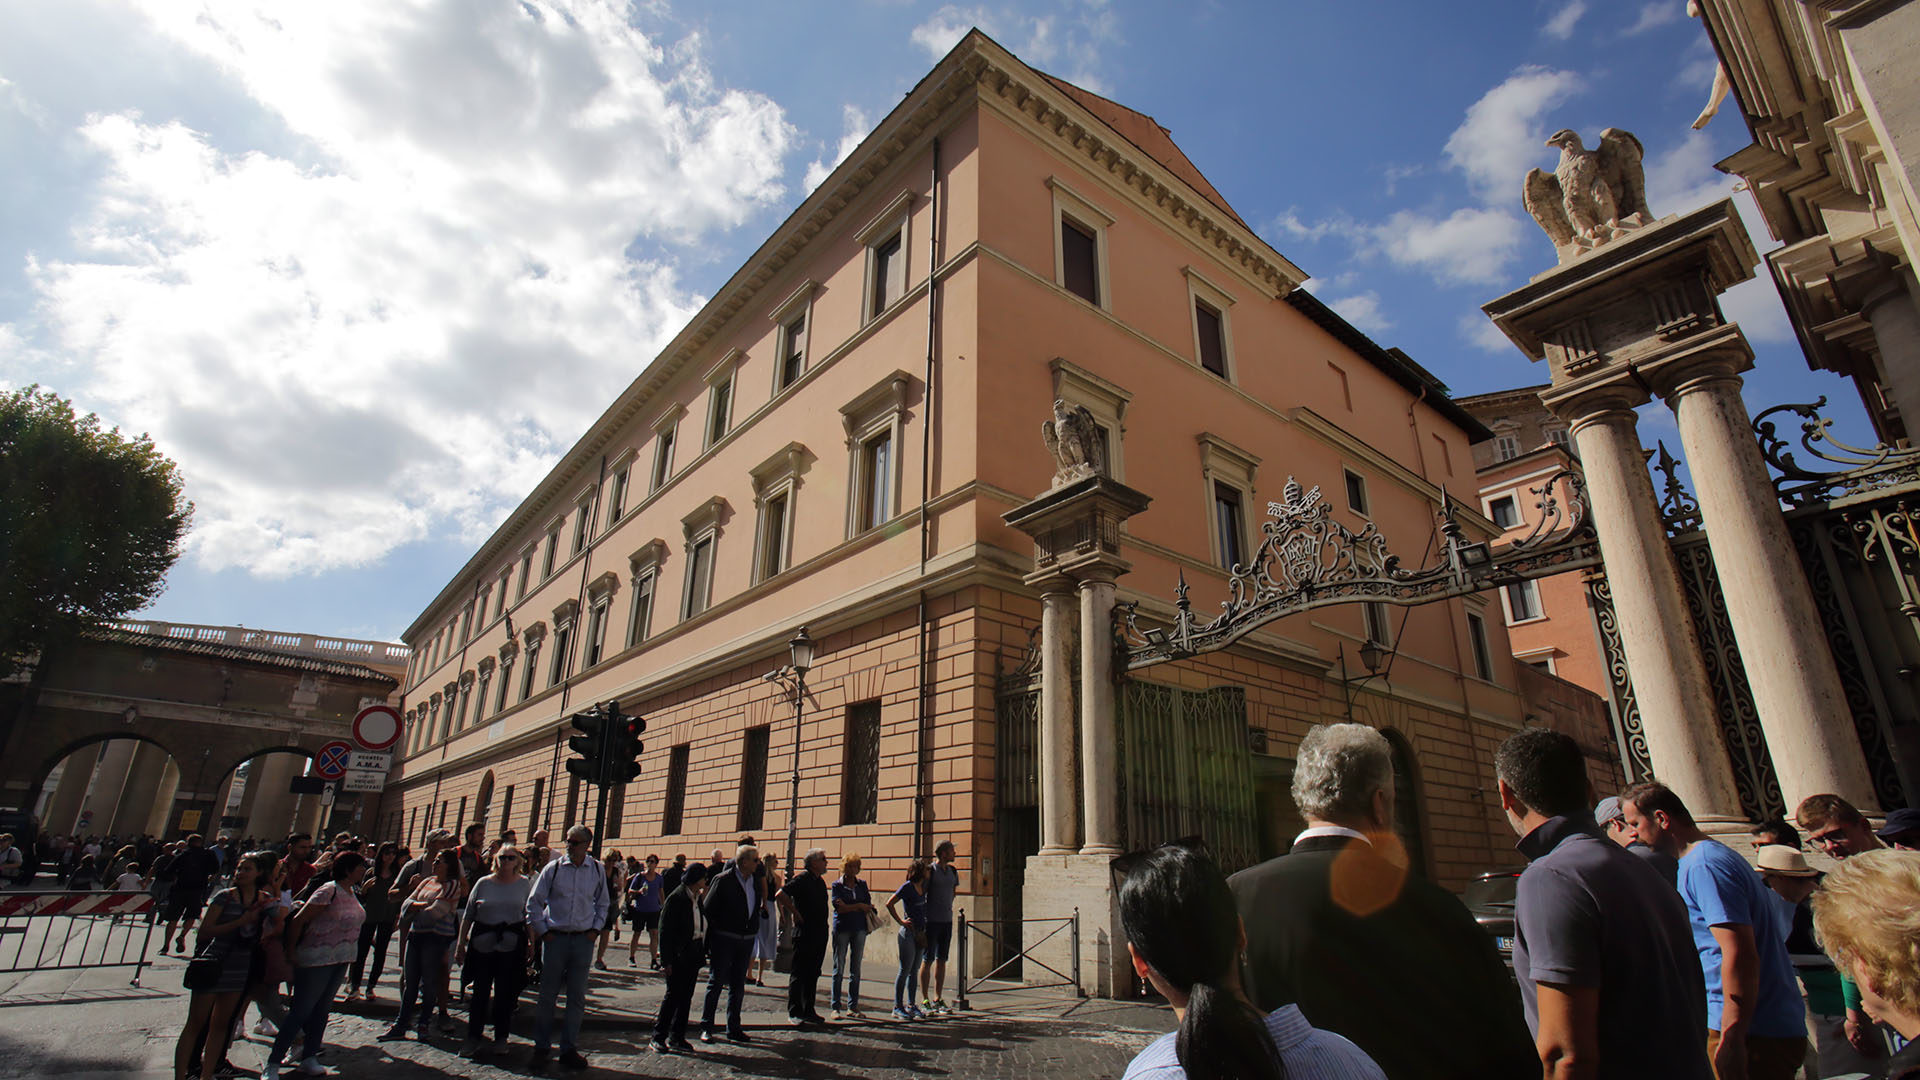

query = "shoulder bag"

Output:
[[182, 938, 228, 991]]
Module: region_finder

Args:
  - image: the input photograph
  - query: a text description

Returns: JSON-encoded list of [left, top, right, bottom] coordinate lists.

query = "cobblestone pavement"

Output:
[[0, 939, 1169, 1079]]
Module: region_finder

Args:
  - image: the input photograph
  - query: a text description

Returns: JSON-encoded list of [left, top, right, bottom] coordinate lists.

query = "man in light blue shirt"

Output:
[[1622, 782, 1807, 1080], [525, 826, 608, 1070]]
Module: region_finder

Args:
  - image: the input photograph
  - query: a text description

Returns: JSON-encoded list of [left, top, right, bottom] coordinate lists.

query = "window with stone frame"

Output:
[[736, 726, 771, 833], [437, 682, 458, 742], [1495, 434, 1522, 462], [1049, 177, 1113, 310], [651, 421, 677, 492], [1199, 432, 1259, 572], [626, 540, 664, 647], [858, 191, 914, 323], [750, 443, 809, 583], [583, 573, 616, 667], [662, 744, 690, 835], [1050, 358, 1130, 482], [571, 489, 595, 555], [475, 659, 494, 722], [549, 602, 577, 687], [519, 627, 544, 702], [706, 359, 737, 449], [1488, 495, 1520, 530], [1343, 468, 1371, 517], [495, 570, 510, 620], [517, 549, 533, 600], [680, 497, 727, 620], [605, 463, 631, 526], [1186, 266, 1237, 381], [494, 654, 513, 713], [841, 370, 912, 539], [1503, 579, 1543, 623], [842, 700, 881, 825], [542, 525, 561, 578], [1214, 483, 1246, 569], [1364, 601, 1394, 647], [768, 279, 817, 395], [1466, 611, 1495, 681], [527, 777, 544, 836]]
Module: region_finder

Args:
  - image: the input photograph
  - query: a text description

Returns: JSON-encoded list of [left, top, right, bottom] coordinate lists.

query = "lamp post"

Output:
[[782, 626, 814, 870], [1339, 638, 1390, 722]]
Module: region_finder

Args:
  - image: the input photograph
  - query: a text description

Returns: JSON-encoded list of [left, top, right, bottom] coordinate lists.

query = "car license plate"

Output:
[[1495, 936, 1515, 952]]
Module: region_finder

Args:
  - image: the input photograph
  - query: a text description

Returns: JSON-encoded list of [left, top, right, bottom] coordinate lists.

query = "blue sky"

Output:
[[0, 1, 1868, 642]]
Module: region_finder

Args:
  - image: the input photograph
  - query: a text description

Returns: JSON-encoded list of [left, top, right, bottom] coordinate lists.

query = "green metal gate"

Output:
[[1116, 682, 1259, 874]]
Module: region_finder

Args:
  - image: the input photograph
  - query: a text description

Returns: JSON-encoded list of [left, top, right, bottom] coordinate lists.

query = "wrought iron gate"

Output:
[[1116, 683, 1259, 874], [994, 666, 1040, 978]]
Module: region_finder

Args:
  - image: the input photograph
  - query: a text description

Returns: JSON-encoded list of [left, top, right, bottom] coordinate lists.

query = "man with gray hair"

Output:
[[1228, 722, 1535, 1080], [782, 848, 832, 1026], [525, 825, 608, 1070]]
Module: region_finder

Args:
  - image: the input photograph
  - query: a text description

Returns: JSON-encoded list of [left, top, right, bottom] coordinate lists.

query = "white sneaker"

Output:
[[295, 1057, 330, 1076], [253, 1018, 279, 1038]]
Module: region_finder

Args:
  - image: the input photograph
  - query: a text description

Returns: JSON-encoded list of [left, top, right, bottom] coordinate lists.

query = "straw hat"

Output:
[[1754, 844, 1819, 878]]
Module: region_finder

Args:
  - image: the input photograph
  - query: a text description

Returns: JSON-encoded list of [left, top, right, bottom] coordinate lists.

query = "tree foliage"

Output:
[[0, 385, 193, 676]]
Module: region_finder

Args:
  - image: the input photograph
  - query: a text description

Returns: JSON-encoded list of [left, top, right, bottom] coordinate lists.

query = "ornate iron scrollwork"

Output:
[[1653, 441, 1702, 534], [1754, 397, 1920, 506], [1122, 471, 1600, 669]]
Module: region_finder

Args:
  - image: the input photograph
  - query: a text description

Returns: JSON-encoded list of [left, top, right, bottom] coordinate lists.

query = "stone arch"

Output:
[[210, 746, 319, 843], [1381, 727, 1430, 878], [28, 731, 184, 808], [31, 733, 187, 839]]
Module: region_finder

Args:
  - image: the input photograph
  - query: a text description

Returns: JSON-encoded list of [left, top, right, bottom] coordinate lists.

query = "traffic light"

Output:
[[565, 703, 610, 782], [605, 705, 645, 784]]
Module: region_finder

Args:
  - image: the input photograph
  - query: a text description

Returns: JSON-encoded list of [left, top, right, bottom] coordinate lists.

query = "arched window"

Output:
[[1382, 728, 1428, 877], [475, 771, 496, 831]]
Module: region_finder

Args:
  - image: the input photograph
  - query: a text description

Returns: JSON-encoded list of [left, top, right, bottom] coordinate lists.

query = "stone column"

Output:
[[43, 751, 98, 837], [76, 740, 138, 835], [244, 754, 303, 839], [145, 758, 183, 837], [109, 743, 170, 836], [1660, 359, 1880, 811], [1862, 280, 1920, 434], [1567, 398, 1746, 819], [1037, 583, 1080, 856], [1078, 572, 1123, 857]]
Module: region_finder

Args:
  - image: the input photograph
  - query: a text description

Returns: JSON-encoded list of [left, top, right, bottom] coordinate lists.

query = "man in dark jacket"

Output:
[[651, 863, 709, 1053], [783, 848, 831, 1026], [699, 844, 760, 1043], [1230, 723, 1537, 1080]]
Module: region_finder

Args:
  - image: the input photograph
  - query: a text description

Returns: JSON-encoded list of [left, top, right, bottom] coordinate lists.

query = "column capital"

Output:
[[1638, 322, 1754, 401], [1540, 372, 1651, 428]]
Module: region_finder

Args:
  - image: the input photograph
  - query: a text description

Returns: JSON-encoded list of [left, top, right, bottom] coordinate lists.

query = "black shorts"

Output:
[[629, 910, 659, 931], [923, 921, 953, 962], [161, 887, 208, 923]]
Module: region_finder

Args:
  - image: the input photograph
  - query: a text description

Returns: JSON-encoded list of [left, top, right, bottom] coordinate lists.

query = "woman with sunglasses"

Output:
[[174, 851, 272, 1080], [1117, 845, 1384, 1080], [455, 844, 534, 1058]]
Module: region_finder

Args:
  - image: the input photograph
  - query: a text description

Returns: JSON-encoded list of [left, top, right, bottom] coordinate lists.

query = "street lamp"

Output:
[[783, 626, 813, 871]]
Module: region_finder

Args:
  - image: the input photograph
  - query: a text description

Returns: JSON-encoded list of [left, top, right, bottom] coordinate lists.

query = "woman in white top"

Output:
[[456, 844, 534, 1059], [1116, 845, 1385, 1080]]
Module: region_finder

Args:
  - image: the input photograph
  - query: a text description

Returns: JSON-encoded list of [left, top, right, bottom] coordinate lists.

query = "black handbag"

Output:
[[183, 940, 228, 991]]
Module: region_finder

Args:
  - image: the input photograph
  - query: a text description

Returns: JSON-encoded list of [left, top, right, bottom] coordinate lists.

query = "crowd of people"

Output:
[[1113, 722, 1920, 1080]]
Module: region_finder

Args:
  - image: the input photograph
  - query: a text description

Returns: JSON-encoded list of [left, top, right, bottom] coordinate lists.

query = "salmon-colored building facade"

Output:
[[379, 34, 1599, 970]]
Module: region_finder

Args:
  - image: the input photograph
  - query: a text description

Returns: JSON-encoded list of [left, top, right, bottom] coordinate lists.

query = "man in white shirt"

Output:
[[525, 826, 607, 1071]]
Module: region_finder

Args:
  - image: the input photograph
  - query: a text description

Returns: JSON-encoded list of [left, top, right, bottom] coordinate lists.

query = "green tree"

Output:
[[0, 385, 194, 678]]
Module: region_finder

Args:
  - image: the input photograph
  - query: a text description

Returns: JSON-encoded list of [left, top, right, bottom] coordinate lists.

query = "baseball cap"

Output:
[[1876, 807, 1920, 842], [1594, 797, 1624, 825]]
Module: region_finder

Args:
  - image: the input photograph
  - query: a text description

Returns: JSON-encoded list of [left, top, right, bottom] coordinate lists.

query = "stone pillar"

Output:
[[1566, 398, 1745, 819], [145, 759, 183, 837], [76, 740, 138, 835], [1037, 583, 1080, 856], [244, 754, 303, 840], [1862, 279, 1920, 435], [1657, 357, 1880, 811], [43, 751, 97, 837], [108, 743, 170, 836], [1078, 572, 1122, 857]]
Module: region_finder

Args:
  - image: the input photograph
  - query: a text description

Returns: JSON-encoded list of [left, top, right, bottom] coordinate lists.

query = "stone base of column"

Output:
[[1022, 853, 1123, 999]]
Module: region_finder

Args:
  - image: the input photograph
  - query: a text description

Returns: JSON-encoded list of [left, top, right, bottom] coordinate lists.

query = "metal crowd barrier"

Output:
[[0, 890, 158, 988], [953, 907, 1083, 1009]]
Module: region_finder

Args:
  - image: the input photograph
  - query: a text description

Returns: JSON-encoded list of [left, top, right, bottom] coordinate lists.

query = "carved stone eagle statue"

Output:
[[1041, 399, 1103, 488], [1524, 127, 1651, 262]]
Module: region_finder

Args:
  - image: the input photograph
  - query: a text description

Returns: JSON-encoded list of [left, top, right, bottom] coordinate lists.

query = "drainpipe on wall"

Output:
[[915, 136, 942, 859]]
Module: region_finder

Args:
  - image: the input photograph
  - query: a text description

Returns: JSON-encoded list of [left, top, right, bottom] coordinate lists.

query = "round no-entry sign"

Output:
[[352, 705, 402, 751], [314, 741, 354, 780]]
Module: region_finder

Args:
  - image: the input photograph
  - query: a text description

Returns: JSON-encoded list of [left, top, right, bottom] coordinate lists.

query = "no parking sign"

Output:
[[314, 741, 354, 780]]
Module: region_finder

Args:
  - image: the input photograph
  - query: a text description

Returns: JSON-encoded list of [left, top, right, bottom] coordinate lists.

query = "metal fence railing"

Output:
[[953, 908, 1082, 1009], [0, 890, 158, 988]]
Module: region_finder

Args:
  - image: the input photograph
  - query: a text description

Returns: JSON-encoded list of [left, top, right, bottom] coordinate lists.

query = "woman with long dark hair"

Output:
[[173, 852, 271, 1080], [1115, 845, 1384, 1080], [346, 842, 403, 1000], [380, 849, 462, 1042], [264, 851, 367, 1079]]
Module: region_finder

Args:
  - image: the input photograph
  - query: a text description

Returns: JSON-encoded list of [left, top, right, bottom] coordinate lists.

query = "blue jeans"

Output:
[[532, 932, 594, 1054], [831, 925, 868, 1009], [894, 926, 922, 1010], [394, 932, 451, 1032], [269, 962, 347, 1065]]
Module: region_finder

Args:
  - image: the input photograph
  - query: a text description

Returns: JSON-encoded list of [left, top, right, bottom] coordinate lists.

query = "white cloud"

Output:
[[1267, 207, 1362, 246], [7, 0, 798, 576], [1459, 311, 1516, 354], [803, 105, 873, 191], [1541, 1, 1587, 41], [1327, 292, 1394, 334], [1444, 65, 1583, 204], [1623, 2, 1682, 36], [1374, 207, 1529, 286], [909, 2, 1118, 92]]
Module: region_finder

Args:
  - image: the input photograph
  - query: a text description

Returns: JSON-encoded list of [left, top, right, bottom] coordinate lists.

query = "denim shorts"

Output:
[[922, 920, 953, 962]]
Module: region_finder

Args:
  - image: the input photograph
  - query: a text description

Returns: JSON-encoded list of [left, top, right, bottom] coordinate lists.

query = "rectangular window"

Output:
[[707, 375, 733, 447], [572, 502, 592, 555], [1505, 580, 1543, 622], [1343, 469, 1370, 516], [662, 744, 690, 835], [1196, 299, 1228, 377], [495, 664, 512, 712], [542, 528, 559, 577], [1467, 612, 1494, 680], [1214, 483, 1245, 569], [584, 601, 609, 667], [1061, 218, 1099, 304], [607, 468, 629, 526], [1364, 602, 1393, 646], [408, 807, 419, 847], [517, 553, 532, 600], [761, 491, 789, 579], [685, 537, 715, 618], [1495, 435, 1522, 462], [520, 645, 540, 701], [456, 795, 467, 834], [779, 314, 806, 391], [528, 777, 544, 836], [456, 687, 472, 732], [627, 573, 655, 646], [1526, 658, 1554, 673], [736, 726, 771, 833], [564, 775, 581, 830], [500, 785, 514, 834], [459, 604, 473, 643], [842, 700, 880, 826], [871, 232, 905, 316], [651, 427, 675, 492], [859, 432, 892, 531], [1546, 427, 1571, 449], [1489, 496, 1520, 530], [549, 623, 572, 686], [495, 571, 510, 619]]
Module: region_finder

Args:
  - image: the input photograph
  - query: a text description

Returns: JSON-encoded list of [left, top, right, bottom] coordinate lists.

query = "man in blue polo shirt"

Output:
[[1495, 729, 1709, 1080], [1622, 782, 1808, 1080]]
